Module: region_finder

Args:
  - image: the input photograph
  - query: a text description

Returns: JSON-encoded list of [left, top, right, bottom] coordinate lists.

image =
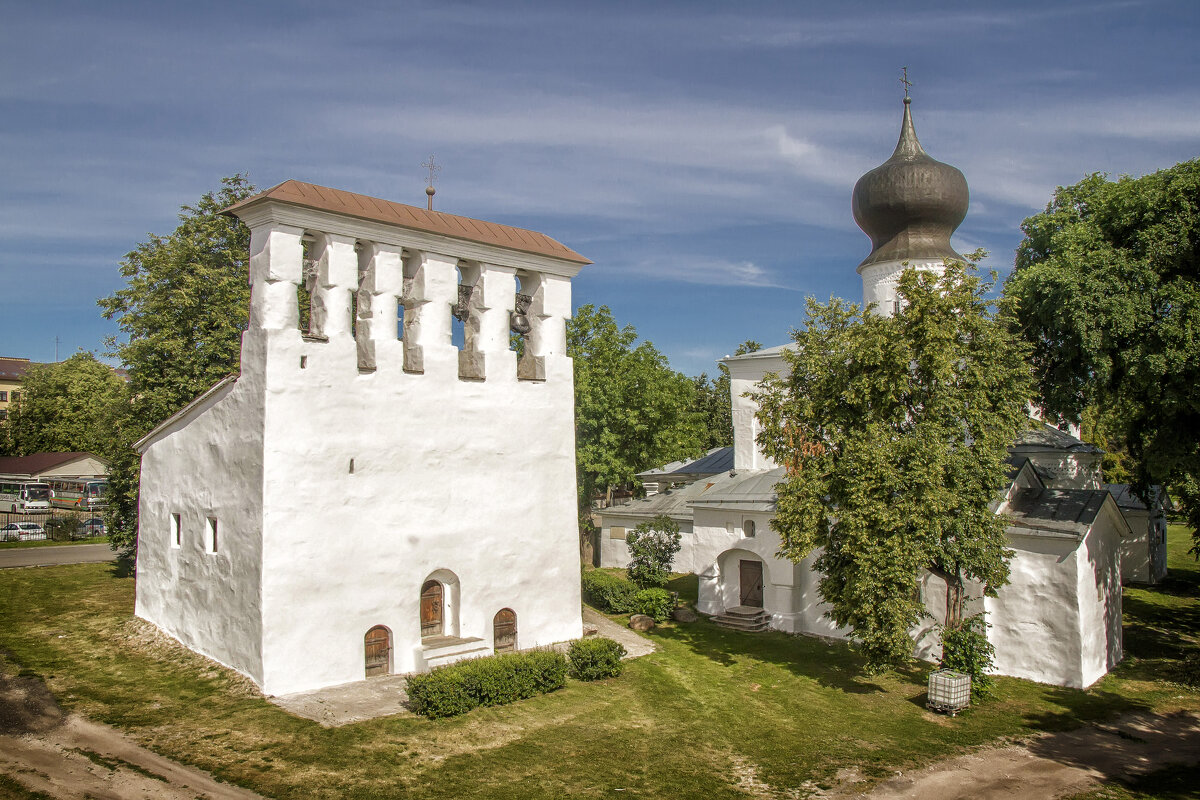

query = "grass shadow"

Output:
[[650, 616, 888, 694]]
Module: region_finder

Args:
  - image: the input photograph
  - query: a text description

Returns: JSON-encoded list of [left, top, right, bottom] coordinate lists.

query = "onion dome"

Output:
[[851, 98, 969, 271]]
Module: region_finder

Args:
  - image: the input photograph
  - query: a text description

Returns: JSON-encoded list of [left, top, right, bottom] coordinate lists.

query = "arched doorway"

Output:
[[420, 580, 444, 638], [493, 608, 517, 653], [364, 625, 391, 677]]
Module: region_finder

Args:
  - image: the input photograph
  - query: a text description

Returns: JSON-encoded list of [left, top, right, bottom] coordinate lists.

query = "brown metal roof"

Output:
[[225, 180, 590, 265], [0, 452, 109, 477], [0, 358, 37, 381]]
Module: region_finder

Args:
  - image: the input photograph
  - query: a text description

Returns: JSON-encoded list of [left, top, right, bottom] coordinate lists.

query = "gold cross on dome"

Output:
[[900, 66, 912, 99]]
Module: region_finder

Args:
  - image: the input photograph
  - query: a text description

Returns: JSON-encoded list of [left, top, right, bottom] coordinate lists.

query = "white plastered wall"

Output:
[[243, 219, 583, 696], [134, 336, 268, 686], [598, 514, 695, 571]]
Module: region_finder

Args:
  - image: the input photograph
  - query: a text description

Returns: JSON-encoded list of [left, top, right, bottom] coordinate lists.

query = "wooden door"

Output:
[[493, 608, 517, 653], [364, 626, 391, 677], [420, 580, 443, 637], [739, 560, 764, 608]]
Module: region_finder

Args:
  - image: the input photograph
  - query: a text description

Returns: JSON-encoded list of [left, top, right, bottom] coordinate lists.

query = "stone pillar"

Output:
[[311, 233, 357, 339], [355, 242, 404, 372], [478, 265, 518, 380], [248, 223, 304, 331], [405, 251, 459, 380]]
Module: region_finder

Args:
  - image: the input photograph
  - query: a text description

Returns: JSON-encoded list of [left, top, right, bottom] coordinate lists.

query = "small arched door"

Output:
[[364, 626, 391, 677], [493, 608, 517, 653], [420, 580, 444, 638]]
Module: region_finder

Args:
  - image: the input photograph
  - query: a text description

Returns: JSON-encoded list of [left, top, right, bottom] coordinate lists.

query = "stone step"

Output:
[[712, 607, 771, 633], [425, 646, 491, 669], [422, 635, 489, 668]]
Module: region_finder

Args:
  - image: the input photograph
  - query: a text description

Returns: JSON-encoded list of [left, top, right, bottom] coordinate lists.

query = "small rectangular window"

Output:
[[0, 391, 7, 401], [10, 392, 19, 402], [609, 526, 626, 541], [171, 513, 181, 548], [206, 517, 218, 553]]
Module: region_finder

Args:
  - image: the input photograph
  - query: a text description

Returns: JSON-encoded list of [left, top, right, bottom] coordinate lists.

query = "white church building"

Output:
[[134, 180, 588, 696], [599, 97, 1135, 689]]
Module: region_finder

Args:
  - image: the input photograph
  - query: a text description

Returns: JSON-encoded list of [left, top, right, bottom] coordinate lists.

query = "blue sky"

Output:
[[2, 1, 1198, 377]]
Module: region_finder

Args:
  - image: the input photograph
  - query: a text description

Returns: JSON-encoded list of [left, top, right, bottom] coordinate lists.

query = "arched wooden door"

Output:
[[493, 608, 517, 653], [420, 580, 444, 638], [364, 626, 391, 677]]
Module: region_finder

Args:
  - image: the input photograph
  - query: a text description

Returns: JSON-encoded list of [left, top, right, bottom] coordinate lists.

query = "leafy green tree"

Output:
[[2, 352, 128, 457], [691, 340, 762, 451], [568, 304, 705, 509], [626, 513, 682, 589], [753, 262, 1033, 671], [1004, 160, 1200, 552], [98, 175, 257, 553]]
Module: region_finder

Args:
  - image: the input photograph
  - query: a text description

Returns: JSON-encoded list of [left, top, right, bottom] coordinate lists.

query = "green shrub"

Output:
[[939, 614, 996, 697], [406, 649, 569, 719], [406, 667, 478, 719], [633, 588, 673, 622], [44, 514, 80, 542], [568, 637, 626, 680], [581, 569, 638, 613], [626, 514, 682, 589]]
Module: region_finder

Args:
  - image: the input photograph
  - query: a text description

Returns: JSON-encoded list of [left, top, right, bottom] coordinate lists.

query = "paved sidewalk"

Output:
[[0, 544, 114, 570]]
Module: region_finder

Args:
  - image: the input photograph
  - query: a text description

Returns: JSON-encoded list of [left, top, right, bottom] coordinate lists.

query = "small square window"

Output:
[[0, 391, 7, 402], [171, 513, 181, 548], [10, 392, 19, 402], [206, 517, 218, 553], [0, 410, 7, 421]]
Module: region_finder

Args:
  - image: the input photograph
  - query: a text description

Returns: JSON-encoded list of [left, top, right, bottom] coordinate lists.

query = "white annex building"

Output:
[[600, 97, 1164, 689], [134, 181, 588, 696]]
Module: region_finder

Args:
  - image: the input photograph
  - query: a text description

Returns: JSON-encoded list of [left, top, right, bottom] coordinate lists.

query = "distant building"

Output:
[[0, 357, 38, 422], [0, 452, 110, 482], [134, 181, 589, 696], [1105, 483, 1169, 585]]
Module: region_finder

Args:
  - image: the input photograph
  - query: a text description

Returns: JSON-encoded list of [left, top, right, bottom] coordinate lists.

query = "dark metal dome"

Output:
[[851, 98, 969, 271]]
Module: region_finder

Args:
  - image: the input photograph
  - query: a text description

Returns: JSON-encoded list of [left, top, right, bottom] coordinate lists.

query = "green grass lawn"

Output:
[[0, 529, 1196, 799]]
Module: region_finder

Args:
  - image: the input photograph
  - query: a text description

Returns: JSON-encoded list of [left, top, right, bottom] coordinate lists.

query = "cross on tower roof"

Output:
[[900, 66, 912, 100], [421, 154, 441, 210]]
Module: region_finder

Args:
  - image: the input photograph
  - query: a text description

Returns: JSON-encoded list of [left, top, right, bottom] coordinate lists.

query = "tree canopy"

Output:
[[753, 263, 1033, 670], [568, 304, 705, 509], [98, 175, 257, 551], [1, 352, 128, 457], [1004, 160, 1200, 550]]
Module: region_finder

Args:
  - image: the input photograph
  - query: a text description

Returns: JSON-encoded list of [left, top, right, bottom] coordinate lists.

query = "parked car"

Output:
[[1, 521, 47, 541], [78, 518, 107, 536]]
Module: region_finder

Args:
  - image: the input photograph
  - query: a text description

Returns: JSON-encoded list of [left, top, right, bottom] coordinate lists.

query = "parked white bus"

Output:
[[0, 480, 52, 513], [49, 479, 108, 511]]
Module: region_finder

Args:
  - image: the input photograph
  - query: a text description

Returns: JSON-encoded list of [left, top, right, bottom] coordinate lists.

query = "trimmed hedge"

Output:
[[407, 649, 569, 719], [568, 637, 626, 681], [581, 569, 639, 613], [632, 588, 673, 622]]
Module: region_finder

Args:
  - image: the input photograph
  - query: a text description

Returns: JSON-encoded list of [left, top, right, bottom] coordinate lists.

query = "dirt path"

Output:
[[837, 710, 1200, 799], [0, 666, 262, 800]]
